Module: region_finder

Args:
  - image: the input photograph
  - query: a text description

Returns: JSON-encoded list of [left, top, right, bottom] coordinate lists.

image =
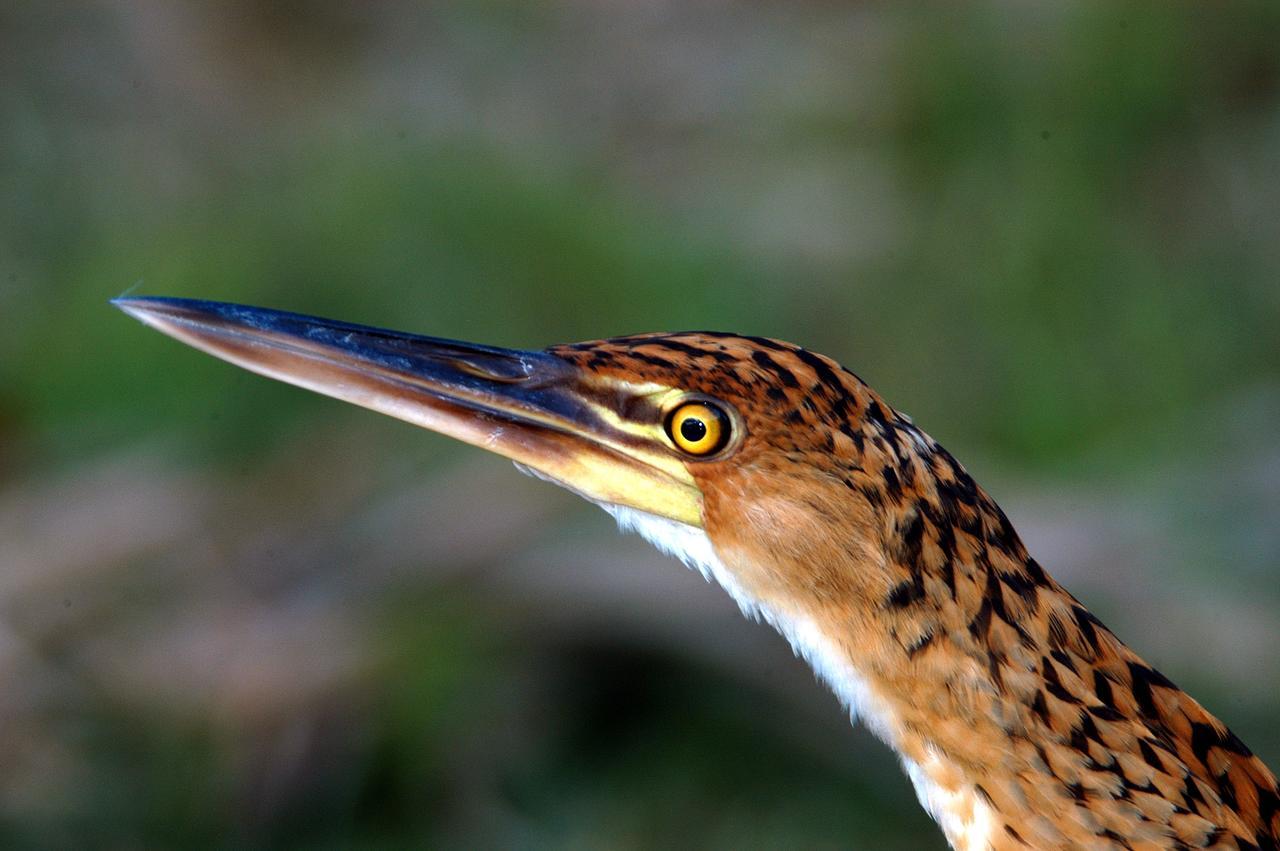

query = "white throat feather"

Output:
[[599, 503, 995, 851]]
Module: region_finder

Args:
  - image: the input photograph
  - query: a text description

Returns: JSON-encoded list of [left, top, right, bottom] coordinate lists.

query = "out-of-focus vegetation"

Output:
[[2, 2, 1278, 848]]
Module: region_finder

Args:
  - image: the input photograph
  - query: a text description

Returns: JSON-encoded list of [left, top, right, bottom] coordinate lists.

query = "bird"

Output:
[[113, 296, 1278, 850]]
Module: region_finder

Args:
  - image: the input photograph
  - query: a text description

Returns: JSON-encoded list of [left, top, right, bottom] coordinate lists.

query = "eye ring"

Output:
[[665, 400, 731, 457]]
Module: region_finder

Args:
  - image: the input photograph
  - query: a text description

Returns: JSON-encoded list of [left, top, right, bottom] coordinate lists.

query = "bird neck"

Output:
[[689, 415, 1279, 850], [703, 460, 1032, 849]]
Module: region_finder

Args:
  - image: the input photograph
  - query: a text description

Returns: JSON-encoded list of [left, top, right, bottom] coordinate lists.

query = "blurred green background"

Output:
[[3, 1, 1279, 848]]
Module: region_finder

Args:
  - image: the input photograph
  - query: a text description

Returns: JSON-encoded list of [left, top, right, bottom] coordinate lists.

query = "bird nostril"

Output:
[[429, 351, 568, 384], [447, 356, 531, 382]]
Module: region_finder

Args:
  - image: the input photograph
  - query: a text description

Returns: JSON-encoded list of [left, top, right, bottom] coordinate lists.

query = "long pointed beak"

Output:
[[112, 297, 702, 526]]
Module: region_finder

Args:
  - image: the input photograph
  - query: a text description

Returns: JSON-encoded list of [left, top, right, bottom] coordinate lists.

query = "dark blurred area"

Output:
[[2, 1, 1278, 848]]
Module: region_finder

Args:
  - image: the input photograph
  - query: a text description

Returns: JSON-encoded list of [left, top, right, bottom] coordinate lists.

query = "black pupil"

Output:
[[680, 416, 708, 443]]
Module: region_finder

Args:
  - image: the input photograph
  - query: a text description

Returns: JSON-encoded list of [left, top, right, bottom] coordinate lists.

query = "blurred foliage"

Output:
[[1, 1, 1277, 848]]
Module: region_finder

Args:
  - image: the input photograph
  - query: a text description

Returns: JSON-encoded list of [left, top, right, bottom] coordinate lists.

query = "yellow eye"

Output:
[[666, 401, 729, 457]]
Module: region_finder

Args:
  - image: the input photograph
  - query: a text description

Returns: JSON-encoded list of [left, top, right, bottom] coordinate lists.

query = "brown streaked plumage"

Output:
[[114, 299, 1278, 850]]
